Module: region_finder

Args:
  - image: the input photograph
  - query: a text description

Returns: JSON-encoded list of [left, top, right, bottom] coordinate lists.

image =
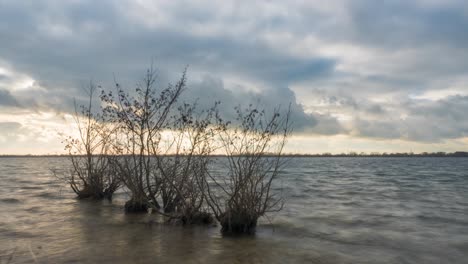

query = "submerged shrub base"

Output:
[[76, 186, 114, 200], [124, 199, 149, 213], [219, 212, 258, 235], [181, 211, 215, 225], [167, 211, 215, 225]]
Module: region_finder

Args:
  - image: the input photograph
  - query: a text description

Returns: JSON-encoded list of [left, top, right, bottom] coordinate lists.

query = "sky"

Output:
[[1, 0, 468, 155]]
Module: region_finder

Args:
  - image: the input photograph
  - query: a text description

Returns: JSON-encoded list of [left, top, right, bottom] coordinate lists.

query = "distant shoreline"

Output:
[[1, 152, 468, 158]]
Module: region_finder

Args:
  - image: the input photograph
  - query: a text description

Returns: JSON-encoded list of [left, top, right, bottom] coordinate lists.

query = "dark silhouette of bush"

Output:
[[154, 102, 219, 224], [203, 104, 291, 234], [58, 83, 119, 200], [100, 67, 187, 213], [60, 66, 291, 232]]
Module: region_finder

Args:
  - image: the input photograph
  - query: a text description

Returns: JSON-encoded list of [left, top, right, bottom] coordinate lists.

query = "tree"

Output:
[[100, 67, 187, 212], [204, 104, 291, 234], [154, 101, 219, 224], [60, 82, 119, 200]]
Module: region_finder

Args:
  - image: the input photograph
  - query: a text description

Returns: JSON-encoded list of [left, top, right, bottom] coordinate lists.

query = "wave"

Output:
[[0, 198, 21, 203]]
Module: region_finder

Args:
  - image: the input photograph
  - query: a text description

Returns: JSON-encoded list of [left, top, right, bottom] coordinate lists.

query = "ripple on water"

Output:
[[17, 180, 36, 184], [20, 186, 44, 190], [0, 198, 21, 204], [34, 192, 62, 199], [0, 227, 38, 239], [0, 157, 468, 264]]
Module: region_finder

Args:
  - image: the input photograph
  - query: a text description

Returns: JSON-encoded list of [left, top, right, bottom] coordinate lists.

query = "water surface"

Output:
[[1, 157, 467, 263]]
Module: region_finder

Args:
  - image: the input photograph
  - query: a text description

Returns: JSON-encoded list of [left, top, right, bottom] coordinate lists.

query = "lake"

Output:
[[0, 157, 467, 263]]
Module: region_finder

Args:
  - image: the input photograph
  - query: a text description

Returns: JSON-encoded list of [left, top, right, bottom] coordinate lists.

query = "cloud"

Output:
[[0, 90, 19, 107], [181, 75, 347, 133], [0, 121, 21, 131], [347, 0, 468, 49], [0, 0, 467, 153], [347, 95, 468, 142], [404, 95, 468, 141], [0, 121, 23, 145]]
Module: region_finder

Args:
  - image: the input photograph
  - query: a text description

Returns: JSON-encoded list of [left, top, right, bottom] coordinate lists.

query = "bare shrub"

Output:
[[59, 64, 292, 232], [154, 102, 219, 224], [60, 82, 119, 200], [204, 104, 291, 234], [100, 67, 186, 213]]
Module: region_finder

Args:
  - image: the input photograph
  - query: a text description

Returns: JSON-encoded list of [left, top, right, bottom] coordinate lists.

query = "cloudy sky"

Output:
[[1, 0, 468, 154]]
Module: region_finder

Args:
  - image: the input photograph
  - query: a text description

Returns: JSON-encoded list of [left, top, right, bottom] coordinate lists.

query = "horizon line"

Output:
[[1, 151, 467, 158]]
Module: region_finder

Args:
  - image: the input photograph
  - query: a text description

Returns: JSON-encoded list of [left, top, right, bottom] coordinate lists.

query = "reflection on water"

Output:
[[1, 157, 468, 263]]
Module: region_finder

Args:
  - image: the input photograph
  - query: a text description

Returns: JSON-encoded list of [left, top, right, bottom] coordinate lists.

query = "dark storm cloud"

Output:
[[0, 0, 467, 143], [0, 0, 338, 133], [179, 75, 336, 133], [0, 0, 335, 87], [347, 0, 468, 49]]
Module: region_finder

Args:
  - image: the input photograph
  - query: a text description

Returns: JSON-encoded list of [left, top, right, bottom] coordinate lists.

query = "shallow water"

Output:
[[0, 157, 467, 263]]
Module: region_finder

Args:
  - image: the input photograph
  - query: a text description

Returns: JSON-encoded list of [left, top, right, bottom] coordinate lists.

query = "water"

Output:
[[1, 157, 467, 263]]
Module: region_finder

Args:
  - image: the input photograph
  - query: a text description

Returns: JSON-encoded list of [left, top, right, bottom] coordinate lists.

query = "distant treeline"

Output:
[[282, 151, 468, 157], [3, 151, 468, 158]]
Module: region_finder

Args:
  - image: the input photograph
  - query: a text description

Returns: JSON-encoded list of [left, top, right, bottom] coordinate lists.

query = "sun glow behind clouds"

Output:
[[0, 64, 45, 93], [0, 110, 78, 155], [0, 111, 466, 155]]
